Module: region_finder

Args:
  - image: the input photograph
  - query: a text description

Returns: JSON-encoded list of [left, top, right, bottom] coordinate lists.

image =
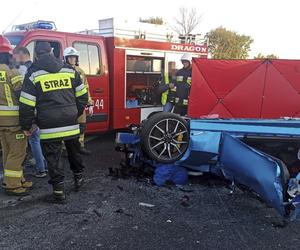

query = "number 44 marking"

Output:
[[95, 99, 104, 110], [86, 99, 104, 110]]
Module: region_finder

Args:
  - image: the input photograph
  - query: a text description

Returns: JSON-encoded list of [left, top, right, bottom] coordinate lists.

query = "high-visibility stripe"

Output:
[[19, 92, 36, 107], [33, 72, 75, 85], [40, 129, 80, 140], [40, 125, 80, 140], [11, 75, 23, 85], [76, 87, 87, 97], [187, 77, 192, 85], [75, 83, 85, 92], [161, 73, 170, 105], [0, 110, 19, 116], [164, 73, 170, 84], [19, 97, 36, 107], [176, 76, 184, 82], [20, 91, 36, 101], [60, 68, 75, 74], [54, 190, 64, 194], [0, 105, 19, 110], [4, 169, 23, 178], [0, 105, 19, 116], [40, 125, 79, 134], [29, 70, 49, 82], [4, 84, 13, 106]]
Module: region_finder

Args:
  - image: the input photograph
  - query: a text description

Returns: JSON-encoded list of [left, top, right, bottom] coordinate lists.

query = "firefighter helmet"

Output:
[[0, 36, 13, 54], [63, 47, 79, 59], [181, 53, 192, 64]]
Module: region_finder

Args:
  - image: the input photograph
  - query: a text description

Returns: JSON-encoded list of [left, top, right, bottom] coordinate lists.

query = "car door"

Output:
[[219, 133, 300, 220]]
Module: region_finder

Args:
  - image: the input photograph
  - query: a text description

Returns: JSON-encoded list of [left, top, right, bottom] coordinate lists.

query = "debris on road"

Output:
[[114, 208, 133, 217], [180, 195, 190, 207], [138, 202, 155, 208]]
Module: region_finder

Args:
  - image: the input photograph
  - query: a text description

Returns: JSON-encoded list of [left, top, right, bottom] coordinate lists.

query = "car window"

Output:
[[35, 40, 61, 59], [73, 42, 101, 75], [27, 40, 61, 62]]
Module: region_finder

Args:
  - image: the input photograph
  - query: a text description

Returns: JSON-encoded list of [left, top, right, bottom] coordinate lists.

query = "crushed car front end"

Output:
[[116, 113, 300, 221]]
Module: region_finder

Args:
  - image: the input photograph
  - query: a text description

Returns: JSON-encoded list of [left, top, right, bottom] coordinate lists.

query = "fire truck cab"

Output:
[[4, 19, 208, 133]]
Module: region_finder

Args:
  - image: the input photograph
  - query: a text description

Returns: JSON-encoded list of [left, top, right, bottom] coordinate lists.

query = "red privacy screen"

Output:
[[188, 59, 300, 119]]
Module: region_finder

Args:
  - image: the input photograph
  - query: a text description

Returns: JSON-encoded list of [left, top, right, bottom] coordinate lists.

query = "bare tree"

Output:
[[139, 17, 164, 25], [173, 7, 202, 35]]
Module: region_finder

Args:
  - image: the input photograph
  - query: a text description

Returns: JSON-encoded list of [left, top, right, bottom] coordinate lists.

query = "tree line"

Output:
[[140, 8, 278, 59]]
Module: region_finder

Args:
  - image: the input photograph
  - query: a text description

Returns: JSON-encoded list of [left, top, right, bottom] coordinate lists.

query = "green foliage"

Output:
[[139, 17, 164, 25], [254, 53, 279, 59], [207, 27, 253, 59]]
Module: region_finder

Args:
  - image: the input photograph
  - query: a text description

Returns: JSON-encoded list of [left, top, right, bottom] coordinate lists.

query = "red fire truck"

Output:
[[4, 19, 208, 133]]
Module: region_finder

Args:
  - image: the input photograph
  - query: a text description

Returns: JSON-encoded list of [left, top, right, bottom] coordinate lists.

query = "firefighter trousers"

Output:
[[41, 138, 85, 186], [0, 128, 27, 189], [173, 105, 188, 116]]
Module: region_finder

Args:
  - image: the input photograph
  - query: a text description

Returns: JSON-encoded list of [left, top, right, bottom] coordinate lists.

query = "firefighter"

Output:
[[14, 47, 48, 178], [157, 62, 177, 112], [173, 53, 192, 116], [19, 42, 88, 202], [0, 36, 32, 196], [63, 47, 93, 155]]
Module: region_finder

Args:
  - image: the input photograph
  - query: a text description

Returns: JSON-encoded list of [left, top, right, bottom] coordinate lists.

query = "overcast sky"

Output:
[[1, 0, 299, 58]]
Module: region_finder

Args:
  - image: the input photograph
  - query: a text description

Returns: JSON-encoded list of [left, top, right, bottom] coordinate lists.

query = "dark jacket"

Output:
[[174, 67, 192, 106], [19, 54, 88, 141], [156, 75, 177, 104]]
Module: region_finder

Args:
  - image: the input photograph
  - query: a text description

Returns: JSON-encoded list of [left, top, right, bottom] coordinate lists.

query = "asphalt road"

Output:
[[1, 133, 300, 250]]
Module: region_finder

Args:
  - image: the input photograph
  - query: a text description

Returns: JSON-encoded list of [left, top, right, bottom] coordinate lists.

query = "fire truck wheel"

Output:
[[141, 112, 189, 163]]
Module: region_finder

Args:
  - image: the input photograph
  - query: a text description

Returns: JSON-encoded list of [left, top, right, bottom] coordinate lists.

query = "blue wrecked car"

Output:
[[116, 112, 300, 221]]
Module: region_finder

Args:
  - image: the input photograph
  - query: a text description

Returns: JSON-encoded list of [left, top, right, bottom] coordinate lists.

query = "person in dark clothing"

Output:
[[173, 53, 192, 116], [157, 61, 177, 112], [157, 75, 176, 112], [19, 42, 88, 202], [14, 46, 48, 178]]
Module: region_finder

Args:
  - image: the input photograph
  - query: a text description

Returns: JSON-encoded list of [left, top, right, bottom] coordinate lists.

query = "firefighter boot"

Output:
[[5, 187, 28, 196], [79, 147, 91, 155], [22, 180, 33, 188], [74, 173, 85, 192], [52, 183, 66, 202]]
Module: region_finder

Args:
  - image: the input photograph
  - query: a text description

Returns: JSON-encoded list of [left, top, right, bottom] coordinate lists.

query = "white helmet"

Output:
[[63, 47, 79, 59], [181, 53, 192, 64]]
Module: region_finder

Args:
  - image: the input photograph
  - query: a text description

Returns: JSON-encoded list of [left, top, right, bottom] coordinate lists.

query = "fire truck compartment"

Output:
[[126, 54, 162, 108]]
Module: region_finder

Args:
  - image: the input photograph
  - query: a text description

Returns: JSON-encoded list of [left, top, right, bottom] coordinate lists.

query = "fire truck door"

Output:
[[68, 39, 109, 133]]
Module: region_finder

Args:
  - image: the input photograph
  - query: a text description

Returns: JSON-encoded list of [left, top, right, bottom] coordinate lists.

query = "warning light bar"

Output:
[[12, 21, 57, 31]]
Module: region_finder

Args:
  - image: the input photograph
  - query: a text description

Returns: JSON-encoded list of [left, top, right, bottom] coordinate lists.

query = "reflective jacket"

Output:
[[0, 64, 23, 127], [157, 74, 177, 105], [19, 54, 88, 141], [174, 67, 192, 106], [75, 66, 92, 124]]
